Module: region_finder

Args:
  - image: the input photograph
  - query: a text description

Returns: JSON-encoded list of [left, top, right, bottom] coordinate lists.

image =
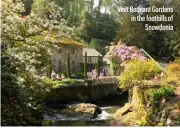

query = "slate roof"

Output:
[[42, 31, 85, 47], [83, 47, 102, 57]]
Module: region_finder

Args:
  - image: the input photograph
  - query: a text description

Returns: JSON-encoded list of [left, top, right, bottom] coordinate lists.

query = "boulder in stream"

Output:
[[75, 103, 102, 118], [60, 103, 101, 119]]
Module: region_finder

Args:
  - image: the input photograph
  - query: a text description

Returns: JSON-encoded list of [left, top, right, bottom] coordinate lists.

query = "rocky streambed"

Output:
[[43, 102, 123, 126], [42, 91, 128, 126]]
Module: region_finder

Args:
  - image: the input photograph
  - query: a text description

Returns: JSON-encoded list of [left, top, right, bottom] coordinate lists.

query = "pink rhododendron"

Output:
[[106, 42, 146, 67]]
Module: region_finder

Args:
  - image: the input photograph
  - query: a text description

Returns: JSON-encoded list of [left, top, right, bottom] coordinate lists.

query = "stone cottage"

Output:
[[48, 36, 84, 74], [44, 31, 104, 74]]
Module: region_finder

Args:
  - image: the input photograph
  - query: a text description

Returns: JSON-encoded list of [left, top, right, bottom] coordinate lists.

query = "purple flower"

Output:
[[107, 44, 146, 64]]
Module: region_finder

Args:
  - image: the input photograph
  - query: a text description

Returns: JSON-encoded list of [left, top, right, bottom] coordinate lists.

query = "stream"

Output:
[[43, 92, 128, 126]]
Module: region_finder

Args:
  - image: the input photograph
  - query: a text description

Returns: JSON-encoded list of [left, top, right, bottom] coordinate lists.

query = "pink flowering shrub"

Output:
[[106, 42, 146, 63], [105, 42, 146, 74]]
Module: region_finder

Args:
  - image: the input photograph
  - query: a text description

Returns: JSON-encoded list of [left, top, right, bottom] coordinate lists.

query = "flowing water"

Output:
[[43, 92, 128, 126]]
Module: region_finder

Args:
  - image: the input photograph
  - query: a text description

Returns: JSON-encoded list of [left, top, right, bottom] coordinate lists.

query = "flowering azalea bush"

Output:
[[105, 41, 146, 75], [106, 42, 146, 63]]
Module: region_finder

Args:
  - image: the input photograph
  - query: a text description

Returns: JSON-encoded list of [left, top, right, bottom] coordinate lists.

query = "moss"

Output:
[[132, 86, 145, 108], [113, 103, 132, 119], [42, 120, 54, 126], [84, 51, 87, 79], [59, 103, 101, 118], [53, 79, 87, 89], [115, 107, 148, 126], [113, 86, 148, 126], [67, 52, 71, 78]]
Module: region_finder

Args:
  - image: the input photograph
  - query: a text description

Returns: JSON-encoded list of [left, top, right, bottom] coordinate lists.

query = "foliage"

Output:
[[77, 11, 117, 54], [174, 57, 180, 64], [67, 52, 71, 78], [150, 86, 175, 101], [89, 38, 108, 55], [43, 77, 60, 87], [53, 79, 87, 89], [110, 54, 121, 71], [92, 13, 118, 41], [43, 77, 87, 89], [84, 51, 87, 79], [120, 59, 162, 89], [165, 63, 180, 85], [77, 11, 96, 43], [116, 13, 153, 54], [105, 42, 147, 75], [1, 0, 70, 125], [1, 52, 52, 126], [106, 42, 146, 66], [112, 0, 180, 60], [97, 55, 100, 77], [177, 115, 180, 125]]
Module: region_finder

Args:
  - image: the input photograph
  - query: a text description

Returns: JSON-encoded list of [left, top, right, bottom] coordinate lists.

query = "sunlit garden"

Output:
[[1, 0, 180, 126]]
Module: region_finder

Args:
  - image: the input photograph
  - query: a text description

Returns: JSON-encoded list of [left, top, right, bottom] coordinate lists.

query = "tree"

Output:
[[21, 0, 34, 16], [67, 52, 71, 78], [116, 13, 153, 54], [78, 12, 118, 54], [114, 0, 180, 61], [148, 0, 180, 60], [166, 0, 180, 59], [84, 51, 87, 79], [78, 11, 96, 43], [1, 0, 69, 125], [93, 13, 118, 41], [97, 55, 101, 77]]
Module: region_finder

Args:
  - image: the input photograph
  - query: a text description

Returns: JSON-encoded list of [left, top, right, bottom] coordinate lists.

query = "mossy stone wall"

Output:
[[46, 77, 119, 102]]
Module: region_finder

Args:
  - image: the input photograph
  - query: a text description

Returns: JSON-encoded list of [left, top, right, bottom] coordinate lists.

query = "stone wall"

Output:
[[51, 44, 83, 73], [45, 77, 119, 102]]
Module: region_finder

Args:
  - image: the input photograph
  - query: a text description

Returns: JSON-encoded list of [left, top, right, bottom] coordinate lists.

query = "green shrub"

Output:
[[111, 55, 121, 74], [84, 51, 87, 79], [177, 115, 180, 125], [174, 57, 180, 64], [67, 52, 71, 78], [165, 63, 180, 85], [120, 59, 162, 89], [151, 86, 175, 101], [53, 79, 87, 89], [97, 55, 100, 77], [43, 77, 59, 87]]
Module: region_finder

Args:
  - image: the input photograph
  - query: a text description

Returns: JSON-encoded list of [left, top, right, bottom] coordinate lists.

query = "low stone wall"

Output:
[[88, 77, 119, 101], [46, 77, 119, 102], [46, 86, 89, 102]]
